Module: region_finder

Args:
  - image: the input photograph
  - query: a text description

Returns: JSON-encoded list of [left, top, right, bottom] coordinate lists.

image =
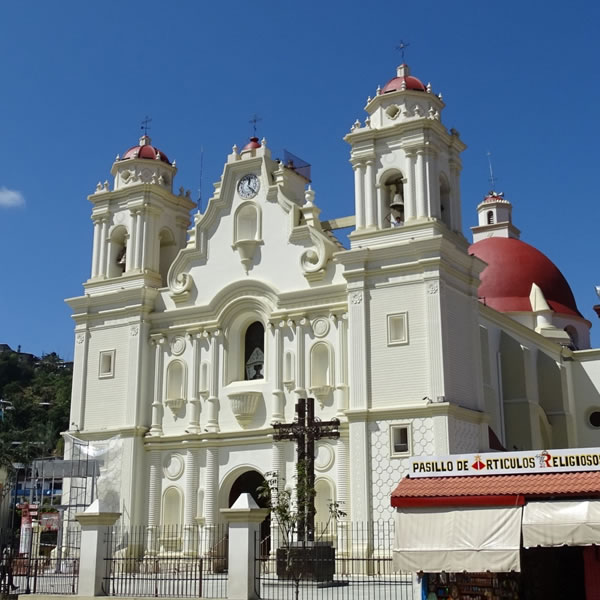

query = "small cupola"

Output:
[[110, 135, 177, 191], [471, 191, 520, 242], [381, 64, 427, 93]]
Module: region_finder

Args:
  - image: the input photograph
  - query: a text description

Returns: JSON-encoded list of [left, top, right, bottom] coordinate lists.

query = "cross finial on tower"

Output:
[[395, 40, 410, 63], [141, 116, 152, 136], [249, 114, 262, 137], [487, 151, 497, 190]]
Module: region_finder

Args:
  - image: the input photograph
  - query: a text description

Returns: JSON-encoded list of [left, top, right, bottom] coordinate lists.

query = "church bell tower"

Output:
[[344, 63, 466, 241]]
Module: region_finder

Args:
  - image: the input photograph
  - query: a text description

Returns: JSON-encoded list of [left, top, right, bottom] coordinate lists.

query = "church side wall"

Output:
[[84, 326, 129, 429], [368, 282, 428, 407]]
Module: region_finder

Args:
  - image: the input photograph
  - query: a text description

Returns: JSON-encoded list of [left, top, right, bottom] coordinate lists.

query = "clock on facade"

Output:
[[237, 174, 260, 199]]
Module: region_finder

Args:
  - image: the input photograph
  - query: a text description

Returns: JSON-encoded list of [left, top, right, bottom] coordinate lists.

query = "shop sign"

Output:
[[409, 447, 600, 478]]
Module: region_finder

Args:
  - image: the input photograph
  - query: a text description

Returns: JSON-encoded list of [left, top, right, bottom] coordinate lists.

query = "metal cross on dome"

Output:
[[140, 116, 152, 136], [395, 40, 410, 62], [249, 114, 262, 137], [273, 398, 340, 542]]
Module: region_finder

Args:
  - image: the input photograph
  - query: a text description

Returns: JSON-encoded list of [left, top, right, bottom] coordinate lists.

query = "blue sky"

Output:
[[1, 0, 599, 359]]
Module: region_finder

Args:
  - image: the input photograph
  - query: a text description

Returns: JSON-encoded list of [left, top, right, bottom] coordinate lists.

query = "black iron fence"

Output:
[[102, 524, 228, 598], [255, 520, 414, 600], [0, 526, 80, 595]]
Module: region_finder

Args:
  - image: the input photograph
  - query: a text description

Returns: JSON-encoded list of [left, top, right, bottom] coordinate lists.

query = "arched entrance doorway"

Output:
[[228, 470, 270, 554]]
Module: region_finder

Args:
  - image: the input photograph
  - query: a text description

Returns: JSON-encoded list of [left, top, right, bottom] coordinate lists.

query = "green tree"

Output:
[[0, 350, 72, 467]]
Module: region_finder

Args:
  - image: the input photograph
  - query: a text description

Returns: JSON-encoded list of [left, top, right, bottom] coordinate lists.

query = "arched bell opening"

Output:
[[439, 173, 451, 229], [108, 226, 128, 278], [383, 173, 405, 228]]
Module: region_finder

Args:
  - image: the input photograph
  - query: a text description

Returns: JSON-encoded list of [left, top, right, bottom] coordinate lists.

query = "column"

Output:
[[334, 314, 349, 417], [127, 210, 137, 272], [71, 330, 89, 430], [270, 441, 285, 553], [149, 336, 165, 436], [183, 448, 199, 556], [135, 209, 144, 270], [353, 162, 365, 230], [146, 450, 161, 555], [415, 150, 427, 218], [405, 152, 416, 221], [450, 159, 463, 233], [425, 149, 438, 218], [375, 185, 385, 229], [364, 160, 375, 228], [187, 332, 202, 433], [203, 446, 219, 553], [347, 286, 371, 522], [206, 330, 221, 432], [425, 281, 444, 402], [98, 218, 109, 277], [293, 319, 306, 401], [140, 207, 150, 272], [271, 322, 284, 422], [91, 219, 101, 278], [336, 431, 350, 557]]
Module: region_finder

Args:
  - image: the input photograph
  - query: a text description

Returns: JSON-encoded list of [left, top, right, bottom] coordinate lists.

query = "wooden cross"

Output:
[[140, 115, 152, 136], [395, 40, 410, 62], [273, 398, 340, 542]]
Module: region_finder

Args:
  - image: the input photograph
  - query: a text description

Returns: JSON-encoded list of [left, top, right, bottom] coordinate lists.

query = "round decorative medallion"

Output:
[[314, 443, 334, 472], [164, 454, 184, 480], [115, 211, 125, 224], [171, 336, 186, 356], [312, 317, 330, 339]]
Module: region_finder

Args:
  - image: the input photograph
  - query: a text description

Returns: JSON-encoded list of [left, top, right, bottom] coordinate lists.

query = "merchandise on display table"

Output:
[[426, 572, 520, 600]]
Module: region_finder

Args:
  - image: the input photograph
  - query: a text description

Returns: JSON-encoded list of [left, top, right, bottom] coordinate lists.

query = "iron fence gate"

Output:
[[255, 520, 414, 600], [102, 524, 228, 598]]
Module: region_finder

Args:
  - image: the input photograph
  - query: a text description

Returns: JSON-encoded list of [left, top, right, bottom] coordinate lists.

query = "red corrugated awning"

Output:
[[391, 471, 600, 508]]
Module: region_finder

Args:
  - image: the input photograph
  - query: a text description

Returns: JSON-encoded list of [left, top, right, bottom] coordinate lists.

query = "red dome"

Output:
[[122, 136, 170, 164], [382, 75, 426, 93], [242, 137, 261, 151], [469, 237, 582, 318]]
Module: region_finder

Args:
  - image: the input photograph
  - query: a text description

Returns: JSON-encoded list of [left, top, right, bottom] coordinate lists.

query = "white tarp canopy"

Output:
[[523, 500, 600, 548], [393, 506, 523, 573]]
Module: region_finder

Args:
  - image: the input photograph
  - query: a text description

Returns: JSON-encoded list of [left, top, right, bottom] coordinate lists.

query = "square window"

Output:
[[99, 350, 115, 379], [390, 425, 411, 457], [387, 313, 408, 345]]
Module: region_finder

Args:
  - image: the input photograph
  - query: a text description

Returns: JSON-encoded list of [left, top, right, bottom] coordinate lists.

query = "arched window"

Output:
[[166, 361, 186, 402], [487, 210, 494, 225], [161, 487, 183, 551], [244, 322, 265, 380], [235, 204, 260, 242], [108, 226, 128, 278], [159, 228, 177, 287], [439, 174, 451, 228], [565, 325, 579, 350], [199, 361, 209, 394], [314, 478, 335, 527], [310, 343, 332, 388], [283, 351, 295, 386]]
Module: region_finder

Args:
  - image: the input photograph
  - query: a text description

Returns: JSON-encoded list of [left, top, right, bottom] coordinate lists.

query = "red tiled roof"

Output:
[[391, 472, 600, 508]]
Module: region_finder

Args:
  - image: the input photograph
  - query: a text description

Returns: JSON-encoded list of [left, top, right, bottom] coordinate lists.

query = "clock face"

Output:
[[238, 174, 260, 199]]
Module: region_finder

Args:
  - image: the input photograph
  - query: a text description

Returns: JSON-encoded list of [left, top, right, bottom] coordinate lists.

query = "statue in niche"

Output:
[[246, 347, 264, 380]]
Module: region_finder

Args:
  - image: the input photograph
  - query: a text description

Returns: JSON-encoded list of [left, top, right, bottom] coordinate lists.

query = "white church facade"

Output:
[[66, 62, 600, 548]]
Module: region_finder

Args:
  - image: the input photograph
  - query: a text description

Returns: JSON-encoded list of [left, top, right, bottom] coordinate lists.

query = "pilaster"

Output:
[[149, 335, 165, 436], [206, 330, 221, 432]]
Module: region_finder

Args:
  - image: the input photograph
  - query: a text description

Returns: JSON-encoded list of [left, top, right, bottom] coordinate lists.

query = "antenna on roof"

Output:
[[197, 146, 204, 213], [487, 151, 497, 190], [249, 114, 262, 137], [141, 116, 152, 136], [395, 40, 410, 63]]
